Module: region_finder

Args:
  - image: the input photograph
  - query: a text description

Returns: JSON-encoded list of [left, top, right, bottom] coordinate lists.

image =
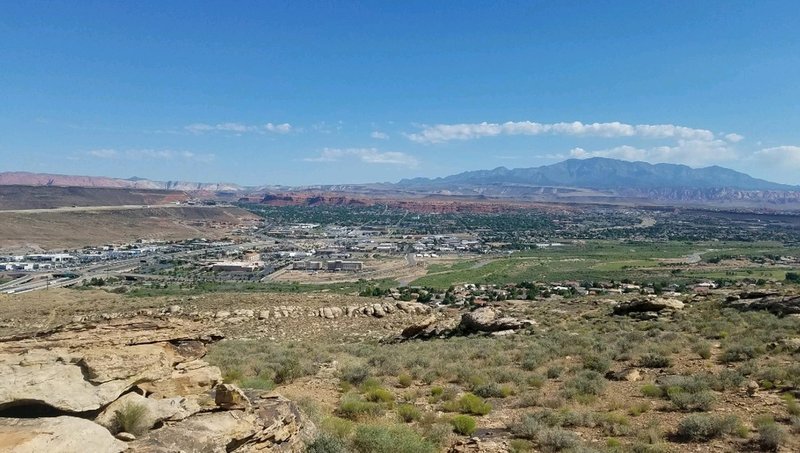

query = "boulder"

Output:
[[459, 307, 535, 333], [138, 359, 221, 398], [400, 314, 438, 338], [605, 368, 642, 382], [0, 416, 126, 453], [371, 304, 386, 318], [612, 297, 684, 316], [215, 383, 250, 409]]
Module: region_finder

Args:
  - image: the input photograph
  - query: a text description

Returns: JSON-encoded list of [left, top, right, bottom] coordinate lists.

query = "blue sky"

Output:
[[2, 1, 800, 185]]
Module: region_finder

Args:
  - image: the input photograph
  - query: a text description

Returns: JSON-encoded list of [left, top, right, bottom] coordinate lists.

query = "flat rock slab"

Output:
[[0, 416, 126, 453]]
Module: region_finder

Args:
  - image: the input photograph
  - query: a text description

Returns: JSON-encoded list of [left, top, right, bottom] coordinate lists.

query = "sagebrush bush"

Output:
[[306, 433, 349, 453], [341, 364, 371, 386], [638, 352, 672, 368], [337, 396, 384, 420], [756, 417, 787, 451], [640, 384, 664, 398], [512, 413, 543, 439], [564, 370, 606, 399], [536, 427, 580, 451], [352, 423, 437, 453], [582, 354, 611, 373], [450, 414, 477, 435], [676, 414, 739, 441], [364, 387, 394, 403], [396, 403, 421, 423]]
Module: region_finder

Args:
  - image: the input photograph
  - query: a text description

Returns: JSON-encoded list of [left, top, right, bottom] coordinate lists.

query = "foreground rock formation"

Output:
[[726, 292, 800, 316], [0, 317, 314, 452], [395, 306, 535, 341]]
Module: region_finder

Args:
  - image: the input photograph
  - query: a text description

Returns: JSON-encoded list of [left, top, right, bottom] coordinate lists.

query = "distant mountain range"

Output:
[[398, 158, 797, 191], [3, 158, 800, 209]]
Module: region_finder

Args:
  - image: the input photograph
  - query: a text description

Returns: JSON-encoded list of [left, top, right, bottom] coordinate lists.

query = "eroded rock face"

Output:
[[0, 319, 222, 413], [0, 317, 315, 453], [0, 416, 126, 453], [127, 395, 316, 453]]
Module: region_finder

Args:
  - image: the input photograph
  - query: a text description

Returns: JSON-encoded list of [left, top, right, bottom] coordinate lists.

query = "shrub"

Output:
[[536, 428, 580, 451], [597, 412, 631, 435], [512, 413, 543, 439], [352, 423, 437, 453], [712, 369, 744, 391], [341, 364, 371, 386], [451, 414, 477, 435], [564, 370, 606, 399], [527, 374, 546, 388], [364, 387, 394, 404], [112, 401, 149, 436], [473, 382, 503, 398], [320, 416, 354, 439], [239, 376, 275, 390], [306, 433, 349, 453], [397, 372, 413, 388], [720, 343, 761, 363], [337, 396, 384, 420], [546, 366, 563, 379], [691, 341, 712, 359], [676, 414, 739, 442], [638, 353, 672, 368], [667, 388, 714, 411], [396, 404, 421, 423], [582, 355, 611, 373], [628, 401, 651, 417], [784, 395, 800, 416], [755, 417, 786, 451], [274, 356, 304, 383], [640, 384, 664, 398], [454, 393, 492, 415], [508, 439, 533, 452]]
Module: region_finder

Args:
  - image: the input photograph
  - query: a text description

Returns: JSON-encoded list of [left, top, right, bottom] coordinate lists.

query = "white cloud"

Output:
[[304, 148, 418, 167], [370, 131, 389, 140], [724, 133, 744, 143], [86, 149, 215, 163], [408, 120, 716, 143], [185, 122, 292, 135], [752, 146, 800, 169], [565, 138, 738, 167], [87, 149, 119, 158]]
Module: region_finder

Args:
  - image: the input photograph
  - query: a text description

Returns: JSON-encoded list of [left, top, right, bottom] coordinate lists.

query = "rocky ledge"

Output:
[[0, 317, 314, 452]]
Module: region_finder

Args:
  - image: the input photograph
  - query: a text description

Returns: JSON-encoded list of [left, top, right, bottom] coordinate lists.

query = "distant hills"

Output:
[[3, 158, 800, 209], [0, 171, 244, 192], [398, 158, 796, 191]]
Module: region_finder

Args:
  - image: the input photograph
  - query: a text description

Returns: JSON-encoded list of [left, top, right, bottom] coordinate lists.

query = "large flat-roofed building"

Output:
[[327, 260, 363, 271], [293, 260, 323, 270]]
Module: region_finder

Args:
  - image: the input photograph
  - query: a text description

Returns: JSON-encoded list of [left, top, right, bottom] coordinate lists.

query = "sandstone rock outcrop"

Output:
[[459, 307, 536, 333], [0, 317, 314, 453], [0, 416, 126, 453]]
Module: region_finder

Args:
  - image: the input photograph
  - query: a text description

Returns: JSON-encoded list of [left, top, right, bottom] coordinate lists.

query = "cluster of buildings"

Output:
[[292, 260, 363, 272]]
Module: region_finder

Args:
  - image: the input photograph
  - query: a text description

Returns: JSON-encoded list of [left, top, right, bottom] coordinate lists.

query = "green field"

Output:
[[411, 241, 800, 289]]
